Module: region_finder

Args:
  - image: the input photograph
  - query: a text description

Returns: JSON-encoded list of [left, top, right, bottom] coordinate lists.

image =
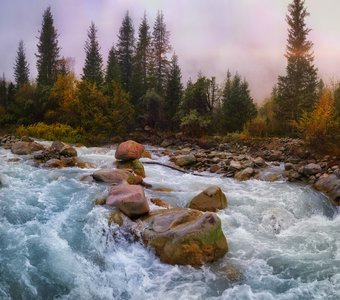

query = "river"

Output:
[[0, 143, 339, 300]]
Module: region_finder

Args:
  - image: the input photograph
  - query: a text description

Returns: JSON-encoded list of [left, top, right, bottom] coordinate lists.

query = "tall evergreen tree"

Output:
[[82, 22, 103, 86], [275, 0, 318, 132], [14, 40, 30, 88], [36, 6, 60, 87], [151, 11, 171, 95], [222, 73, 257, 132], [164, 54, 183, 129], [131, 13, 151, 106], [117, 11, 135, 91], [105, 45, 120, 87]]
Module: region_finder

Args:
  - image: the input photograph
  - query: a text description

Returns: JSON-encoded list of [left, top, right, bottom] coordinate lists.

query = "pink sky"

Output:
[[1, 0, 340, 101]]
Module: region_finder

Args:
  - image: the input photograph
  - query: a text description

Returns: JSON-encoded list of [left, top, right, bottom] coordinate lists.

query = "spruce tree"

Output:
[[131, 13, 151, 106], [14, 40, 30, 88], [117, 11, 135, 91], [36, 6, 59, 87], [151, 11, 171, 95], [222, 73, 257, 132], [106, 45, 120, 86], [275, 0, 318, 132], [164, 54, 183, 129], [82, 22, 103, 86]]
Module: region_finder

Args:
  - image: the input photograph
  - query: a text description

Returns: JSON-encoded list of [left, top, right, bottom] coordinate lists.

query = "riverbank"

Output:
[[1, 133, 339, 206]]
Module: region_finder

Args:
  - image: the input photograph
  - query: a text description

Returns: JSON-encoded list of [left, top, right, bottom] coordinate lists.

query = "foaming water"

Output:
[[0, 145, 339, 300]]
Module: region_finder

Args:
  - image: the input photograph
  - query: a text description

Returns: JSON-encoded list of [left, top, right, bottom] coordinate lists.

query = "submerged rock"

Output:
[[115, 140, 145, 161], [44, 158, 66, 168], [314, 174, 340, 206], [188, 186, 227, 212], [106, 184, 149, 218], [139, 208, 228, 266]]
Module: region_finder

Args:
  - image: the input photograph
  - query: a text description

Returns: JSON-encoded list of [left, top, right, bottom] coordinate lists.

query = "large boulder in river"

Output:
[[188, 186, 227, 212], [107, 184, 149, 218], [92, 168, 141, 185], [314, 174, 340, 206], [115, 140, 145, 161], [139, 208, 228, 266], [175, 154, 196, 167], [11, 141, 44, 155], [50, 141, 77, 157]]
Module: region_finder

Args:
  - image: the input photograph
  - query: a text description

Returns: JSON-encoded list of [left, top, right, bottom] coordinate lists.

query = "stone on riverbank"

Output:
[[235, 167, 255, 181], [188, 186, 227, 212], [139, 208, 228, 266], [314, 174, 340, 206], [175, 154, 196, 167]]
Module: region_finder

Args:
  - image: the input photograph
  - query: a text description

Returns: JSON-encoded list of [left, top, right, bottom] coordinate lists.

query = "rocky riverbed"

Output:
[[1, 135, 339, 299]]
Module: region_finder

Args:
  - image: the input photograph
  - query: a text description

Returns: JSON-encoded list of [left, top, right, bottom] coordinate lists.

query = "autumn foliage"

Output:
[[297, 89, 340, 153]]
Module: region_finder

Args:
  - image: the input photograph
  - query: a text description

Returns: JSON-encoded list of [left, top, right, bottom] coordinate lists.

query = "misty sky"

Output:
[[1, 0, 340, 101]]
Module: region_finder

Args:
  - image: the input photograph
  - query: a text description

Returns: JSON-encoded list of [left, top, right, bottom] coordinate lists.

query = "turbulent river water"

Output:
[[0, 143, 339, 300]]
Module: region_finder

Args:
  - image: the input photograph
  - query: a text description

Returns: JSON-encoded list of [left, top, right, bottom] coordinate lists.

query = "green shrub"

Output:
[[16, 122, 85, 144]]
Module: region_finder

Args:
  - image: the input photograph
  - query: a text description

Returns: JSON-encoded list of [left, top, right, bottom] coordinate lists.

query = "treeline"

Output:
[[0, 7, 256, 142], [0, 1, 339, 151]]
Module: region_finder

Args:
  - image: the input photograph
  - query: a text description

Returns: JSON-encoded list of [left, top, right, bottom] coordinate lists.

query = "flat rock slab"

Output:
[[92, 168, 132, 184]]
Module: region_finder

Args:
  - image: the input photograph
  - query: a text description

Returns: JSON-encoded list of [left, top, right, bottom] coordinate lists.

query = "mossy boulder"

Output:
[[188, 186, 227, 212], [116, 159, 146, 177], [139, 208, 228, 266]]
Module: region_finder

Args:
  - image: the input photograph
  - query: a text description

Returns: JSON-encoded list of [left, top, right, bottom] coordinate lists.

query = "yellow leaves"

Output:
[[297, 89, 339, 153]]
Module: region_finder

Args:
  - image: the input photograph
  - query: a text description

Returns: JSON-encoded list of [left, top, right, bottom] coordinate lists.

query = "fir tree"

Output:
[[164, 54, 183, 129], [117, 11, 135, 91], [82, 22, 103, 86], [151, 11, 171, 95], [275, 0, 318, 132], [105, 44, 120, 89], [36, 6, 60, 87], [14, 40, 30, 88], [222, 73, 257, 132], [131, 13, 151, 106]]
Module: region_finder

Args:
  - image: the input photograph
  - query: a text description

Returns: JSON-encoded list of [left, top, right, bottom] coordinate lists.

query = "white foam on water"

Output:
[[0, 145, 339, 299]]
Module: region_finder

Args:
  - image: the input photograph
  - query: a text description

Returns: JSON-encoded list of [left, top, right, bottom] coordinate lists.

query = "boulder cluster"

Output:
[[91, 140, 229, 266]]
